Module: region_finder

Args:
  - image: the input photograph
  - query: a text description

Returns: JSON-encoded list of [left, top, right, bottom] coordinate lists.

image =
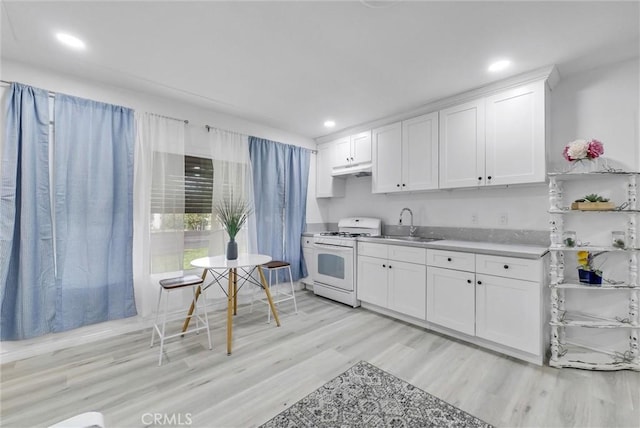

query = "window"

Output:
[[150, 154, 215, 273]]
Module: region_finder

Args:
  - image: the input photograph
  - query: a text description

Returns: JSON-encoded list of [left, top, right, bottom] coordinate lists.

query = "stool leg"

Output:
[[288, 265, 298, 314], [150, 286, 163, 348], [198, 285, 212, 350], [159, 289, 170, 366], [258, 266, 280, 327], [191, 285, 200, 333], [267, 268, 272, 324]]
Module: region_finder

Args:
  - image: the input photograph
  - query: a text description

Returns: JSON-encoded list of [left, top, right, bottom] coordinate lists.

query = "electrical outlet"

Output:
[[471, 213, 478, 224], [499, 213, 508, 225]]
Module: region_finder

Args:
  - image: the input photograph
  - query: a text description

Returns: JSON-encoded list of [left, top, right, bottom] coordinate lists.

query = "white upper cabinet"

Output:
[[334, 136, 352, 167], [439, 99, 486, 189], [372, 112, 439, 194], [439, 79, 547, 189], [334, 131, 372, 168], [372, 122, 403, 193], [402, 112, 439, 191], [351, 131, 372, 165], [316, 141, 345, 198], [485, 81, 546, 186]]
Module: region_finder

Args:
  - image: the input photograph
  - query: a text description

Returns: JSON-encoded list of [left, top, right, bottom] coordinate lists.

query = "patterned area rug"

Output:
[[260, 361, 493, 428]]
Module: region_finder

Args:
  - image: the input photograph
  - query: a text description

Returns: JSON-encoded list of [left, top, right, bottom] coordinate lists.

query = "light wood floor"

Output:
[[1, 290, 639, 428]]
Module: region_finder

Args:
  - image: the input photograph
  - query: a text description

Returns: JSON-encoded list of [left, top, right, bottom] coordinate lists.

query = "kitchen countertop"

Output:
[[357, 237, 548, 259]]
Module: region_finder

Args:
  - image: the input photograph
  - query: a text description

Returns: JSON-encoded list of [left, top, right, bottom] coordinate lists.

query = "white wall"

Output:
[[315, 58, 640, 230], [550, 58, 639, 172]]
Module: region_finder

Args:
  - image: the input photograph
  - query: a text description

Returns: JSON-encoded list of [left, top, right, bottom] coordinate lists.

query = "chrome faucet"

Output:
[[399, 208, 417, 237]]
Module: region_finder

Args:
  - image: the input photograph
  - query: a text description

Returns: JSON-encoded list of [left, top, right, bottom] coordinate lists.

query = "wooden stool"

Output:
[[251, 261, 298, 323], [150, 274, 212, 366]]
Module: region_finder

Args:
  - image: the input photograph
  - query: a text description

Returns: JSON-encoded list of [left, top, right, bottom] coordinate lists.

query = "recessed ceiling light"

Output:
[[324, 120, 336, 128], [488, 59, 511, 72], [56, 32, 86, 50]]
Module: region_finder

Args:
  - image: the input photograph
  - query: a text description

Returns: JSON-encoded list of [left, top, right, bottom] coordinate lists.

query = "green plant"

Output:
[[214, 195, 252, 240], [613, 239, 626, 249], [575, 193, 609, 203]]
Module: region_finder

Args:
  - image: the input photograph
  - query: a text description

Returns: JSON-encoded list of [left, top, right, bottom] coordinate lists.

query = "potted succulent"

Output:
[[576, 250, 603, 286], [214, 195, 252, 260], [571, 194, 615, 211]]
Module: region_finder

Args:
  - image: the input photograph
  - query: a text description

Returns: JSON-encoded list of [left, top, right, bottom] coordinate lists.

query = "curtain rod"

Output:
[[205, 124, 317, 154], [153, 113, 189, 124], [205, 124, 245, 135], [2, 80, 315, 152], [1, 79, 56, 98], [1, 79, 188, 123]]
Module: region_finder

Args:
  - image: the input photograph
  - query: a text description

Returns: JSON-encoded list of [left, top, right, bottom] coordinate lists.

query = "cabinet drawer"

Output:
[[427, 249, 475, 272], [476, 254, 541, 282], [358, 242, 388, 259], [388, 245, 426, 265]]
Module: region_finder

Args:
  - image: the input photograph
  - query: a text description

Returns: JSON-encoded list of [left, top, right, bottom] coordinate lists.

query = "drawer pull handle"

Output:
[[389, 265, 392, 269], [467, 279, 472, 284], [396, 184, 400, 187], [504, 264, 509, 269], [382, 264, 386, 268], [487, 176, 492, 180], [477, 280, 482, 285], [447, 257, 452, 262]]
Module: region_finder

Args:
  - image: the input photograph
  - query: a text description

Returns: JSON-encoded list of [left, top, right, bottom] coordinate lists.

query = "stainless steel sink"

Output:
[[372, 235, 443, 243]]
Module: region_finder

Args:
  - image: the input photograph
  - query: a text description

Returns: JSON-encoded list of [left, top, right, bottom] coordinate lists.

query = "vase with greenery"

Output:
[[214, 196, 252, 260]]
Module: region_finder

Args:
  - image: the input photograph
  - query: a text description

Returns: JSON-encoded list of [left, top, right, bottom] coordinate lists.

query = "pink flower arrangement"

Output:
[[563, 139, 604, 162]]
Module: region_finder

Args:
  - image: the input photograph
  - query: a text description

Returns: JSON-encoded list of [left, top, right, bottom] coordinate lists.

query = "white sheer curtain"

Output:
[[206, 128, 257, 257], [133, 113, 186, 317]]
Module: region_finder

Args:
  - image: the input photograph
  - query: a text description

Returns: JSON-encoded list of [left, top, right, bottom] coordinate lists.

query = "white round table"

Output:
[[189, 254, 279, 355]]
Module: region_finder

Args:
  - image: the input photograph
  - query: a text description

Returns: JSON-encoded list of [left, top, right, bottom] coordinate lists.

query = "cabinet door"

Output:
[[351, 131, 372, 165], [475, 273, 540, 354], [372, 122, 403, 193], [301, 247, 315, 285], [439, 99, 485, 189], [485, 81, 546, 186], [357, 256, 388, 307], [426, 267, 475, 335], [388, 261, 427, 320], [334, 136, 352, 168], [316, 142, 345, 198], [402, 112, 439, 191]]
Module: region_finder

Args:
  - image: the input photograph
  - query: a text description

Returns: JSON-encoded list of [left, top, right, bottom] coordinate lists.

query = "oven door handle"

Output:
[[313, 242, 352, 251]]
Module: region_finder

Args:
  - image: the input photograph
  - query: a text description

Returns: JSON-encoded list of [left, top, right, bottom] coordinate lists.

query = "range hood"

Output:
[[331, 162, 372, 177]]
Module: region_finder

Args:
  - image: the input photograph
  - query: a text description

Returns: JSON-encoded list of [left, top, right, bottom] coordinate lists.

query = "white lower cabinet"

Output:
[[388, 260, 427, 319], [357, 255, 388, 307], [475, 273, 540, 355], [426, 266, 475, 335], [357, 242, 427, 320], [301, 236, 315, 286], [357, 243, 545, 364], [426, 249, 545, 361]]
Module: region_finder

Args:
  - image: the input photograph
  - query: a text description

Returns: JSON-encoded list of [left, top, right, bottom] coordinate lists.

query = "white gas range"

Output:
[[312, 217, 382, 307]]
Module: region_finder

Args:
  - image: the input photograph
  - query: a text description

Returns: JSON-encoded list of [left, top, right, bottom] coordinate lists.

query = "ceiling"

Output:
[[2, 1, 638, 139]]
